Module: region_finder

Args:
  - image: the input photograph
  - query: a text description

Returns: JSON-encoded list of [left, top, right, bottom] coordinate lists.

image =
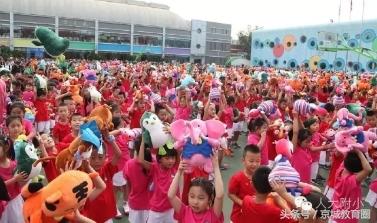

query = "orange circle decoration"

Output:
[[273, 44, 284, 58], [309, 55, 321, 70], [283, 35, 296, 51]]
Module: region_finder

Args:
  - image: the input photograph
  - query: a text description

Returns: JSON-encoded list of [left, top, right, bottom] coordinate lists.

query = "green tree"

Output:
[[237, 31, 251, 60]]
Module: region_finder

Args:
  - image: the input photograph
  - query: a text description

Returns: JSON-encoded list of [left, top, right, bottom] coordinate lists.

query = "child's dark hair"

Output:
[[61, 95, 73, 103], [226, 96, 235, 105], [156, 145, 178, 162], [344, 150, 365, 173], [324, 103, 335, 113], [112, 116, 122, 129], [71, 112, 82, 119], [7, 101, 25, 115], [252, 166, 272, 194], [298, 128, 312, 144], [0, 135, 10, 149], [366, 109, 376, 117], [58, 102, 68, 108], [303, 117, 317, 129], [189, 178, 215, 206], [243, 144, 260, 157], [303, 191, 332, 219], [155, 104, 166, 115], [134, 136, 152, 175], [248, 117, 267, 132], [36, 88, 46, 97], [6, 115, 23, 127]]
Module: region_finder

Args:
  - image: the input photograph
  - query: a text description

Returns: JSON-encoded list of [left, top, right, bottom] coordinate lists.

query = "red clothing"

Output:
[[182, 168, 209, 205], [220, 106, 233, 129], [228, 171, 256, 223], [43, 150, 58, 182], [235, 99, 246, 112], [327, 153, 344, 188], [290, 146, 312, 183], [130, 108, 145, 129], [56, 133, 75, 152], [82, 162, 118, 223], [52, 122, 72, 143], [240, 195, 295, 223], [317, 91, 329, 103], [174, 203, 224, 223], [34, 98, 49, 121]]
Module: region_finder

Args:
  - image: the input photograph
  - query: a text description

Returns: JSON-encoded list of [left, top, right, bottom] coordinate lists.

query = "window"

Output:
[[197, 28, 202, 34], [207, 41, 230, 51], [0, 25, 9, 37], [99, 33, 130, 44], [14, 26, 37, 38], [59, 29, 95, 42], [196, 44, 201, 49], [165, 39, 190, 48], [134, 35, 162, 46]]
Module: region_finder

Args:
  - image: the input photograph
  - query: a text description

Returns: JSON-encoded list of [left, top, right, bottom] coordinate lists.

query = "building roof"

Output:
[[3, 0, 191, 30]]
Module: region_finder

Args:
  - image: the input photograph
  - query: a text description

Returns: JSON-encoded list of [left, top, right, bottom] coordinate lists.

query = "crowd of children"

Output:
[[0, 57, 376, 223]]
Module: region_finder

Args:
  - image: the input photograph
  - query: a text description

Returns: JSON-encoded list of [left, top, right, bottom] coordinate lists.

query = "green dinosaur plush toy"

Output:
[[32, 26, 70, 57], [14, 135, 43, 182]]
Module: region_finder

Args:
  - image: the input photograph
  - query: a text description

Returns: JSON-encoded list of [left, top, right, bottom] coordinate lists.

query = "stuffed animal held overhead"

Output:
[[170, 119, 226, 173], [14, 135, 42, 181], [32, 26, 70, 57], [140, 112, 171, 148], [293, 100, 327, 117], [22, 170, 97, 223], [334, 126, 367, 154]]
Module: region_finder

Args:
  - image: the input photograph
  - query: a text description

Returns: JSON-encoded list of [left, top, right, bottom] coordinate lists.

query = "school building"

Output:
[[251, 19, 377, 72], [0, 0, 232, 64]]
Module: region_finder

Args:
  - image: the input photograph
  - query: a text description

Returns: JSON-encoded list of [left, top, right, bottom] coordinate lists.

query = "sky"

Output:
[[147, 0, 377, 39]]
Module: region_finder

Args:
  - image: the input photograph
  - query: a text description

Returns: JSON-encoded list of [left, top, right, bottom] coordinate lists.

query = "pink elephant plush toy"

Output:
[[248, 100, 281, 120], [170, 119, 226, 173], [337, 107, 363, 128], [334, 126, 372, 154]]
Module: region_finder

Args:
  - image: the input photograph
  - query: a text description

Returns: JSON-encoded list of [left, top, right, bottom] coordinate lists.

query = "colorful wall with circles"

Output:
[[251, 20, 377, 72]]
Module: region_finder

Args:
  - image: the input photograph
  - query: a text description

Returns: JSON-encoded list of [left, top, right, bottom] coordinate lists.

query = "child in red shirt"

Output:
[[56, 113, 83, 152], [34, 89, 50, 134], [228, 145, 260, 223], [52, 103, 71, 143], [38, 133, 59, 182], [82, 132, 122, 223], [128, 99, 150, 129]]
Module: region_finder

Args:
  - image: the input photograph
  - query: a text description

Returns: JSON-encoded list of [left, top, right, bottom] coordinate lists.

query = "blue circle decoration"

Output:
[[333, 58, 345, 71], [318, 59, 329, 70], [253, 39, 260, 49], [366, 60, 377, 72], [302, 59, 309, 69], [307, 37, 317, 49], [287, 59, 298, 69], [352, 62, 362, 72], [252, 57, 259, 66], [355, 34, 361, 39], [260, 43, 264, 48], [347, 39, 359, 48], [258, 60, 264, 66], [343, 33, 350, 40], [300, 35, 307, 43], [273, 59, 279, 65], [361, 29, 376, 43], [274, 37, 280, 44]]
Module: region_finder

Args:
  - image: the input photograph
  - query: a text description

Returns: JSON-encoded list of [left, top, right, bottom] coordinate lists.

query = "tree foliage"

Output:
[[237, 31, 251, 60]]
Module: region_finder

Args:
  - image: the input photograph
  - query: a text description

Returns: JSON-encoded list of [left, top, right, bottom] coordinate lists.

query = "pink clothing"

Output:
[[370, 179, 377, 193], [247, 133, 268, 165], [332, 167, 361, 223], [174, 102, 192, 120], [0, 160, 20, 199], [0, 79, 6, 125], [310, 132, 322, 162], [221, 107, 233, 129], [149, 162, 177, 212], [23, 119, 33, 135], [123, 159, 151, 210], [22, 90, 35, 103], [115, 134, 130, 170], [290, 146, 312, 183], [174, 203, 224, 223]]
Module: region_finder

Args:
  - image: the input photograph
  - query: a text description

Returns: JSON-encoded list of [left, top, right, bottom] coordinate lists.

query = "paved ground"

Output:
[[114, 134, 373, 223]]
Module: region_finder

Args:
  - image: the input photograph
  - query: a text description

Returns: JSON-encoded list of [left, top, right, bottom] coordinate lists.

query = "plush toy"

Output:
[[269, 139, 301, 196], [293, 99, 327, 117], [68, 85, 83, 105], [165, 88, 177, 102], [368, 128, 377, 168], [248, 100, 281, 120], [22, 170, 98, 223], [87, 85, 102, 104], [142, 86, 161, 104], [209, 79, 222, 104], [85, 104, 114, 131], [170, 119, 226, 173], [179, 75, 196, 89], [337, 107, 363, 128], [25, 107, 36, 123], [14, 135, 43, 181], [32, 26, 70, 57], [346, 103, 366, 117], [335, 126, 368, 154], [140, 112, 171, 149], [323, 128, 336, 144], [81, 69, 97, 85], [56, 120, 102, 171], [34, 74, 48, 90]]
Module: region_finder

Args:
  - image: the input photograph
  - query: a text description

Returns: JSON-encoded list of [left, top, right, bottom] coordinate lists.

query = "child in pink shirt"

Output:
[[138, 136, 178, 223], [173, 90, 192, 121], [123, 137, 152, 223], [168, 152, 224, 223], [247, 117, 269, 165], [331, 150, 372, 223], [291, 111, 312, 183]]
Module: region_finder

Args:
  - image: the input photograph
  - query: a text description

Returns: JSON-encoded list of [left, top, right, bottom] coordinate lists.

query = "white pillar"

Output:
[[9, 12, 14, 50], [55, 16, 59, 34], [162, 27, 166, 58], [95, 20, 98, 54], [130, 24, 134, 55]]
